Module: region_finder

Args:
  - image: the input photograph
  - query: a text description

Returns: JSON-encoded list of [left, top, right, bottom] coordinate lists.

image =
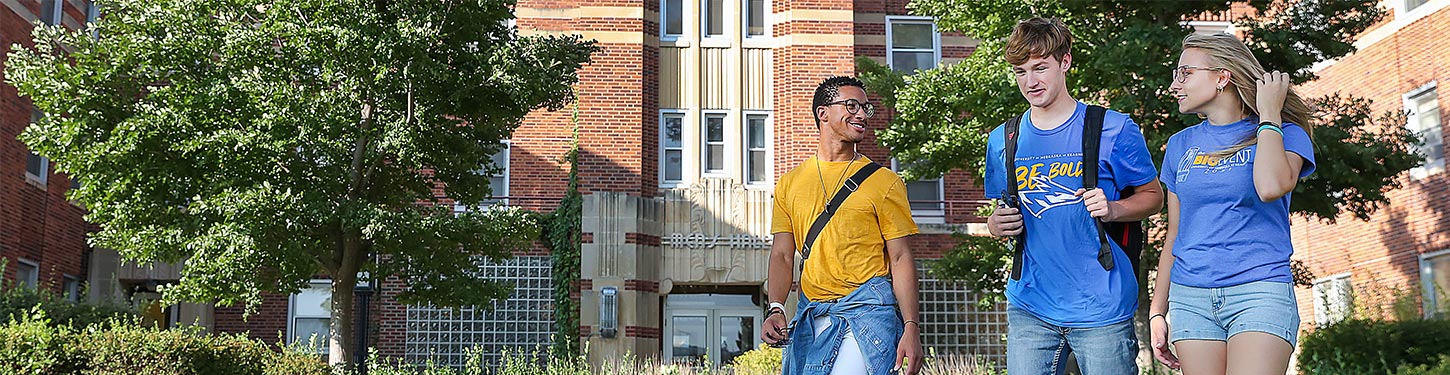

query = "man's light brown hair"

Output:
[[1004, 17, 1072, 66]]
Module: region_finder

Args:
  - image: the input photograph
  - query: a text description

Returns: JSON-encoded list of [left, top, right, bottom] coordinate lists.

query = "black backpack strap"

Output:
[[800, 162, 883, 260], [1081, 105, 1115, 272], [1004, 115, 1027, 280]]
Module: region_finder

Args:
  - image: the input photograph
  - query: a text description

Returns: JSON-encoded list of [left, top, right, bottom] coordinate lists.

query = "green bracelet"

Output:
[[1258, 124, 1284, 136]]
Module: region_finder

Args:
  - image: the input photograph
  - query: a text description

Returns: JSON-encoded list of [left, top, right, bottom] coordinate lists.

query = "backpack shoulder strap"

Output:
[[800, 162, 883, 260], [1004, 115, 1027, 280], [1081, 105, 1116, 271]]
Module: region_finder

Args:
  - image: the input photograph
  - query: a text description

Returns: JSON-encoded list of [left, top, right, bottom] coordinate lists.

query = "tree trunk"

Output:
[[329, 269, 359, 368], [329, 233, 363, 369]]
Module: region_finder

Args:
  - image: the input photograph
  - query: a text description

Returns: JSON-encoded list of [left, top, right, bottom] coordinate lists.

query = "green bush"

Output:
[[1396, 355, 1450, 375], [0, 309, 328, 375], [0, 281, 135, 328], [1298, 318, 1450, 375]]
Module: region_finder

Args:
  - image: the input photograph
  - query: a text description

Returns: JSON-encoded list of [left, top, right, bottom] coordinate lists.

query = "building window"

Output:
[[703, 112, 727, 175], [454, 142, 509, 212], [63, 275, 80, 302], [661, 111, 686, 185], [744, 0, 766, 38], [702, 0, 725, 37], [1423, 251, 1450, 319], [1312, 274, 1354, 326], [662, 0, 683, 38], [744, 113, 769, 184], [1405, 0, 1429, 13], [1406, 83, 1443, 179], [288, 280, 332, 354], [26, 109, 48, 186], [15, 260, 39, 290], [887, 17, 940, 74], [86, 0, 101, 38], [40, 0, 62, 26], [892, 160, 945, 224], [26, 152, 49, 186], [404, 256, 553, 368]]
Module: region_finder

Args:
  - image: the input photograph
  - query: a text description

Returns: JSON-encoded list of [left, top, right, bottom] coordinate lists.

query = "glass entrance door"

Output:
[[664, 294, 762, 368]]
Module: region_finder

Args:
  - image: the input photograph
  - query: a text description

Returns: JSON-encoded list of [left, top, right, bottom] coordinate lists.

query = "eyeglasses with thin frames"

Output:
[[823, 99, 876, 119], [1173, 65, 1228, 83]]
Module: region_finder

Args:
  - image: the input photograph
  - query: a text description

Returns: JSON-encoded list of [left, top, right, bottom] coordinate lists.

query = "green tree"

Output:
[[6, 0, 595, 367], [861, 0, 1422, 370]]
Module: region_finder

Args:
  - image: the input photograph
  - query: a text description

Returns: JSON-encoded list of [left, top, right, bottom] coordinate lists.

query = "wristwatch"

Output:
[[767, 301, 786, 315]]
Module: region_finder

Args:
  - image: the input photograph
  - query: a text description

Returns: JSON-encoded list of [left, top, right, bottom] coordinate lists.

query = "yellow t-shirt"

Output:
[[771, 155, 919, 301]]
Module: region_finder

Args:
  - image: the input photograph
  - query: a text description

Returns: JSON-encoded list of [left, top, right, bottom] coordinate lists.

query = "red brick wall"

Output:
[[1292, 6, 1450, 323], [1, 1, 91, 293], [213, 292, 291, 344]]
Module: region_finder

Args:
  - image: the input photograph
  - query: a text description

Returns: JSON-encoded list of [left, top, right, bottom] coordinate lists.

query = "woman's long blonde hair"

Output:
[[1183, 33, 1314, 157]]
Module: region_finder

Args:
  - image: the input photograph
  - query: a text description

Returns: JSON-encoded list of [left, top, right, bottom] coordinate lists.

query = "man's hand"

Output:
[[988, 206, 1023, 237], [1076, 188, 1113, 221], [761, 310, 790, 345], [894, 324, 924, 375]]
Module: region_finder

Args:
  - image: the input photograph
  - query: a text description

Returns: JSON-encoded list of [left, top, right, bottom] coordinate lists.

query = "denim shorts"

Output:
[[1167, 280, 1301, 347]]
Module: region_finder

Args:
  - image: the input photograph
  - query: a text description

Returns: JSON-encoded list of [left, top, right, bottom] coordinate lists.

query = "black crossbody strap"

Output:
[[1081, 105, 1115, 271], [1005, 115, 1027, 280], [801, 162, 883, 260]]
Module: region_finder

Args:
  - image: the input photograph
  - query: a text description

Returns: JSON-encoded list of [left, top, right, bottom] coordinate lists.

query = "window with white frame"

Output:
[[662, 0, 683, 38], [661, 111, 686, 185], [743, 0, 766, 38], [703, 113, 727, 175], [63, 275, 80, 302], [454, 143, 509, 212], [1407, 84, 1443, 179], [26, 152, 49, 186], [1405, 0, 1430, 13], [40, 0, 62, 26], [1423, 251, 1450, 319], [744, 113, 769, 184], [1312, 274, 1354, 325], [702, 0, 725, 37], [26, 109, 48, 186], [887, 17, 940, 74], [15, 259, 39, 289], [289, 280, 332, 354], [892, 160, 945, 224]]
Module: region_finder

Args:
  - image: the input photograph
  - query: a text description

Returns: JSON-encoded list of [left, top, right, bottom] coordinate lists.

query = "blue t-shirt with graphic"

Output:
[[1160, 117, 1316, 288], [984, 102, 1159, 327]]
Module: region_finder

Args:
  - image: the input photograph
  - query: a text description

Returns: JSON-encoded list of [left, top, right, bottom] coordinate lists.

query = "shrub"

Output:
[[1298, 318, 1450, 375], [0, 278, 135, 328], [0, 309, 327, 375], [1396, 355, 1450, 375], [726, 344, 782, 375]]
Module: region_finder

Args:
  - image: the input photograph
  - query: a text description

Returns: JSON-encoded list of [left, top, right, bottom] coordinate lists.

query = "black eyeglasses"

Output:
[[1173, 65, 1228, 83], [823, 99, 876, 118]]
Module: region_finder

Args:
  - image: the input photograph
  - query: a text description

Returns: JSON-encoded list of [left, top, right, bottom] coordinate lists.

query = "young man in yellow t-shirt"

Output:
[[760, 76, 923, 375]]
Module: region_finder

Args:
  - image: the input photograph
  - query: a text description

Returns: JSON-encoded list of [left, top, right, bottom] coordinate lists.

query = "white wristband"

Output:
[[768, 301, 786, 313]]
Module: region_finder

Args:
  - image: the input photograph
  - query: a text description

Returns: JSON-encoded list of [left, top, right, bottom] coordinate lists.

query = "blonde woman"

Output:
[[1149, 33, 1316, 375]]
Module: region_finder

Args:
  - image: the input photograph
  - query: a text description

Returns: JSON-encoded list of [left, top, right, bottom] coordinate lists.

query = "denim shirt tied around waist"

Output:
[[782, 276, 904, 375]]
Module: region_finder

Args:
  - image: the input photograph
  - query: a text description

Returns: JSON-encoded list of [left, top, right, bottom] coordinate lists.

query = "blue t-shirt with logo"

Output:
[[1160, 117, 1316, 288], [984, 102, 1159, 327]]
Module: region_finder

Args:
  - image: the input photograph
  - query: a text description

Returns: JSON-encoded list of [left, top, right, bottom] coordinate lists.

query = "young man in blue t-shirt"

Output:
[[983, 17, 1164, 374]]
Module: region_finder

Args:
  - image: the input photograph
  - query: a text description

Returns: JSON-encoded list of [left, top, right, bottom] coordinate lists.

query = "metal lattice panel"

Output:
[[917, 266, 1009, 368], [404, 256, 554, 369]]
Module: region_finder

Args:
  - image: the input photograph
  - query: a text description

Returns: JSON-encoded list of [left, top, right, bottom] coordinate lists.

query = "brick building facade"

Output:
[[1291, 0, 1450, 329], [1, 0, 95, 302]]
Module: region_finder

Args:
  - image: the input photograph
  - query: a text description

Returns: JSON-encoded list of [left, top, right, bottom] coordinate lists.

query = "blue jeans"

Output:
[[1168, 281, 1300, 347], [1007, 304, 1138, 375]]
